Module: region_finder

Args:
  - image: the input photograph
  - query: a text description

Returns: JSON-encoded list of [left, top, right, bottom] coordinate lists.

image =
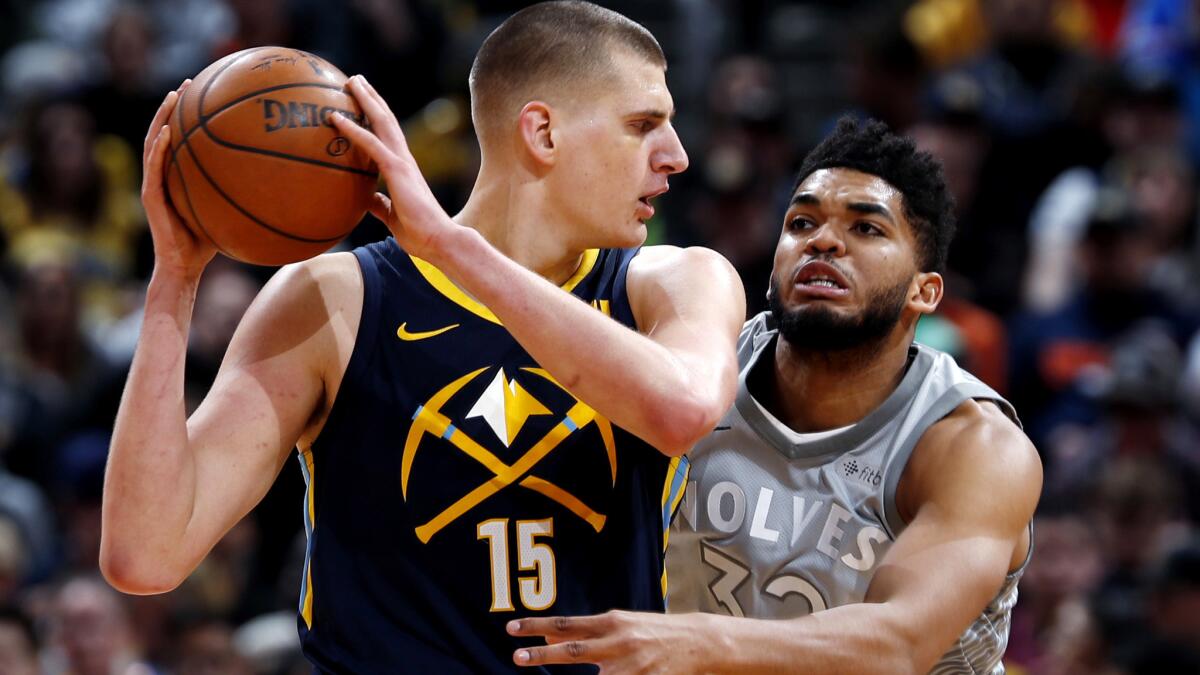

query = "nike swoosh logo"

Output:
[[397, 322, 460, 341]]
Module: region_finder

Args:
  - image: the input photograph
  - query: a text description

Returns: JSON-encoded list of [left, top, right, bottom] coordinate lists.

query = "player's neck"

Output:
[[455, 170, 587, 286], [765, 330, 913, 433]]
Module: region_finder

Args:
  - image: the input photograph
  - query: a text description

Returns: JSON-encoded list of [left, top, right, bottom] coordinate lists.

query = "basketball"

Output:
[[166, 47, 377, 266]]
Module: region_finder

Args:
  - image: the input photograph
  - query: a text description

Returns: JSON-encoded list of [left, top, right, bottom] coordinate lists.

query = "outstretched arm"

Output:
[[101, 85, 360, 594], [509, 401, 1042, 673], [333, 75, 745, 456]]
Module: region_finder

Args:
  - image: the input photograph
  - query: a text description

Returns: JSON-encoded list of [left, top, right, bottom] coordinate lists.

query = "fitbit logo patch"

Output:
[[841, 459, 882, 487]]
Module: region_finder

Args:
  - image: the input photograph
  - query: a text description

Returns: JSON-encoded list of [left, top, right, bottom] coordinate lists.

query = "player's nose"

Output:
[[652, 124, 689, 175], [805, 223, 846, 256]]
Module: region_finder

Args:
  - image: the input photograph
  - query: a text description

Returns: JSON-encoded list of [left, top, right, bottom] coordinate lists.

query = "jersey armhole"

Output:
[[345, 245, 384, 384], [610, 247, 641, 330], [880, 383, 1005, 538]]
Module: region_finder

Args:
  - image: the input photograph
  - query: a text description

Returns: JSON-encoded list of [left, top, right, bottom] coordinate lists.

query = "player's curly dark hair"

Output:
[[794, 116, 956, 273]]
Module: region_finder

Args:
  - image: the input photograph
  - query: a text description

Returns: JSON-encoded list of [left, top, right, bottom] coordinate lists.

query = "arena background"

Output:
[[0, 0, 1198, 673]]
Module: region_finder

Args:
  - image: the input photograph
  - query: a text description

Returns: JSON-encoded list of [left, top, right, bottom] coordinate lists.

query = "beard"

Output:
[[768, 273, 909, 353]]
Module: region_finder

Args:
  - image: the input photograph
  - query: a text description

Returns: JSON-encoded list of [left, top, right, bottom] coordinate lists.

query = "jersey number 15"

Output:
[[478, 518, 557, 611]]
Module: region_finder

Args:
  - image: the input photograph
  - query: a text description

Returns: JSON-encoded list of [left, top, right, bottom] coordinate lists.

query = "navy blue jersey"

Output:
[[296, 239, 689, 673]]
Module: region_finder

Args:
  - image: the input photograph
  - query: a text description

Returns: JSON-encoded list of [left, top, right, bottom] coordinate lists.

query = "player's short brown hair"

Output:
[[469, 1, 666, 143]]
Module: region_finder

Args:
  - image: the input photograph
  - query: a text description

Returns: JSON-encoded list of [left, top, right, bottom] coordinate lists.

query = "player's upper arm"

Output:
[[863, 400, 1042, 672], [626, 245, 745, 446], [178, 252, 362, 563]]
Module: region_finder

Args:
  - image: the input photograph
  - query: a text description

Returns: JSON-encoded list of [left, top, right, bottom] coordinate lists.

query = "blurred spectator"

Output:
[[4, 258, 123, 488], [55, 431, 107, 575], [1007, 512, 1106, 674], [1024, 67, 1191, 312], [960, 0, 1096, 139], [1113, 147, 1200, 312], [931, 0, 1102, 312], [0, 604, 40, 675], [1094, 536, 1200, 675], [1144, 539, 1200, 651], [909, 102, 1010, 391], [179, 520, 258, 622], [847, 4, 928, 133], [185, 259, 259, 411], [1008, 195, 1197, 448], [0, 465, 57, 586], [1090, 458, 1190, 627], [77, 7, 162, 159], [44, 575, 150, 675], [684, 54, 793, 314], [232, 610, 306, 675], [212, 0, 292, 57], [1043, 322, 1200, 521], [171, 615, 253, 675], [1184, 330, 1200, 422], [0, 98, 144, 326], [0, 518, 29, 605], [289, 0, 450, 121]]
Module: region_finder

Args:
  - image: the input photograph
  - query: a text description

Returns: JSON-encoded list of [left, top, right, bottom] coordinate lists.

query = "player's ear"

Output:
[[518, 101, 555, 167], [909, 271, 943, 314]]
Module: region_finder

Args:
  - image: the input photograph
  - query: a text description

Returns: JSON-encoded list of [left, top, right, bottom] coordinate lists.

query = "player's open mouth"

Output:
[[793, 260, 850, 297], [637, 196, 655, 220]]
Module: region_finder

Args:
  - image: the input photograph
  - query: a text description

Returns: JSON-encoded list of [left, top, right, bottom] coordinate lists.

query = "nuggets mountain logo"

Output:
[[401, 366, 618, 543]]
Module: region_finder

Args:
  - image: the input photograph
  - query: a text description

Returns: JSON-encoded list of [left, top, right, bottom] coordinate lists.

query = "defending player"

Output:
[[100, 3, 744, 672], [508, 117, 1042, 673]]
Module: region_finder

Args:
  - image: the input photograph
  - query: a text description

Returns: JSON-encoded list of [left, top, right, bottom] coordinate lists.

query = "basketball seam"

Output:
[[169, 52, 361, 247], [170, 96, 236, 260], [176, 130, 350, 244], [169, 153, 237, 260]]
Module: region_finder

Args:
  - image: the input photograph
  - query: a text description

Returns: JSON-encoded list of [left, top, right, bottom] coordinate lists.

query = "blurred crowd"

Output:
[[0, 0, 1198, 673]]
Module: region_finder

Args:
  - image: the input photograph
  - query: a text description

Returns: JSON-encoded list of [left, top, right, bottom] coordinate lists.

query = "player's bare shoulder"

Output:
[[224, 251, 364, 435], [626, 245, 745, 328], [628, 244, 738, 280], [898, 399, 1043, 535], [245, 251, 364, 352]]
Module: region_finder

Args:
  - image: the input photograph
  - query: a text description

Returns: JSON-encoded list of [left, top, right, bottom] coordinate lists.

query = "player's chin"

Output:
[[608, 219, 648, 249]]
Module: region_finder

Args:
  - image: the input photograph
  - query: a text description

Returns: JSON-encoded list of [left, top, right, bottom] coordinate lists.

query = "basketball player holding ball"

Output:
[[100, 2, 744, 673]]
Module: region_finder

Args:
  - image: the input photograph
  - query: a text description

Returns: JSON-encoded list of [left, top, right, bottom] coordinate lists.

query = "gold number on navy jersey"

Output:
[[477, 518, 557, 612]]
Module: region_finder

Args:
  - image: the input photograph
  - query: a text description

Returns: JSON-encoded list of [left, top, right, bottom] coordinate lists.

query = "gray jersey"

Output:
[[665, 312, 1030, 675]]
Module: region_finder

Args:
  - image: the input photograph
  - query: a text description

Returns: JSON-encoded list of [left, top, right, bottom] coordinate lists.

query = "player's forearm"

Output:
[[101, 269, 203, 593], [435, 227, 730, 455], [700, 606, 926, 675]]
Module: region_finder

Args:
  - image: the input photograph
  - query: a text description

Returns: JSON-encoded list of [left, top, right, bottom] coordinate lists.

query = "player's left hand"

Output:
[[332, 74, 462, 263], [507, 610, 715, 673]]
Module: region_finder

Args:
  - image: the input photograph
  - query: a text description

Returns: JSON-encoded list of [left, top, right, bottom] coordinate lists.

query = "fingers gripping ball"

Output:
[[166, 47, 377, 265]]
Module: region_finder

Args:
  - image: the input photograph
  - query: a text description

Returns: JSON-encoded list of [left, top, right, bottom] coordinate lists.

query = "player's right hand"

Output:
[[141, 80, 217, 281], [331, 75, 465, 265]]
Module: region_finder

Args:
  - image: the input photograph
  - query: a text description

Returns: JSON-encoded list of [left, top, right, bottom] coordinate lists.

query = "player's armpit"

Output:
[[101, 253, 361, 593], [625, 245, 746, 452], [864, 400, 1042, 672]]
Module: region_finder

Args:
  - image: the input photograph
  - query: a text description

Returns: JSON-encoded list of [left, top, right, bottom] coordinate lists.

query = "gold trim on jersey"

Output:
[[659, 455, 690, 597], [299, 448, 317, 628], [409, 249, 600, 325]]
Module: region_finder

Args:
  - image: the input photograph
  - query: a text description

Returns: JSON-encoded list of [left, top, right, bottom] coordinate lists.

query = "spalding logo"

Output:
[[260, 99, 365, 133], [326, 136, 351, 156]]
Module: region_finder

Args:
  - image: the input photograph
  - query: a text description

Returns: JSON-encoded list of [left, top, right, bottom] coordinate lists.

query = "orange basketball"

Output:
[[166, 47, 377, 266]]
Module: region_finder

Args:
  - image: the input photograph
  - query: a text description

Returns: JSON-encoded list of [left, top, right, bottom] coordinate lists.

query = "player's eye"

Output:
[[788, 216, 815, 230], [631, 120, 655, 134], [853, 221, 883, 236]]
